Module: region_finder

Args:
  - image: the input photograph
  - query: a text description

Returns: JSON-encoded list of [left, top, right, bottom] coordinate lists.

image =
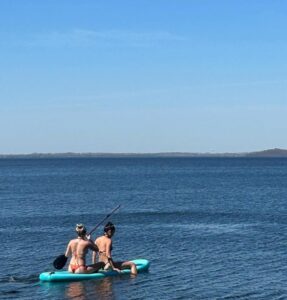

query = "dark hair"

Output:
[[104, 222, 115, 233]]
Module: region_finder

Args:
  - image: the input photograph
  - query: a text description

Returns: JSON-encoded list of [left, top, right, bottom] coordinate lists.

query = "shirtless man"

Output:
[[65, 224, 104, 274], [93, 222, 137, 275]]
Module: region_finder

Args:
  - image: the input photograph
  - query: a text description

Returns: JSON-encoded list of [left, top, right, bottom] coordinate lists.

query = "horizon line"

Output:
[[0, 148, 286, 157]]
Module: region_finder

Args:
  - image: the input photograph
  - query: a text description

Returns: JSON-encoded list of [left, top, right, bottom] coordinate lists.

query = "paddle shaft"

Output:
[[88, 204, 121, 236]]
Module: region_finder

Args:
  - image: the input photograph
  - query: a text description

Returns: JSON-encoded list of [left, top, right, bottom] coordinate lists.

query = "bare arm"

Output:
[[65, 241, 72, 257], [105, 239, 112, 259], [106, 240, 120, 272], [92, 242, 98, 264], [88, 239, 99, 252]]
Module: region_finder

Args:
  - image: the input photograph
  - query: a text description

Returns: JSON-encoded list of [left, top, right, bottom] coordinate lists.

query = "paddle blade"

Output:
[[53, 254, 68, 269]]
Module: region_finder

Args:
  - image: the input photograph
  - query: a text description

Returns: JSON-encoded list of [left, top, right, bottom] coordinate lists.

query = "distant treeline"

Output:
[[1, 148, 287, 158]]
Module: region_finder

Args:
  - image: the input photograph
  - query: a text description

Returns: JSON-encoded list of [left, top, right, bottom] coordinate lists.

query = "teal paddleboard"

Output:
[[39, 259, 149, 282]]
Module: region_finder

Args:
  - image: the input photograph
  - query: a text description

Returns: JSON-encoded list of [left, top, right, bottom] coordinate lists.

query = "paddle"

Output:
[[53, 205, 121, 269]]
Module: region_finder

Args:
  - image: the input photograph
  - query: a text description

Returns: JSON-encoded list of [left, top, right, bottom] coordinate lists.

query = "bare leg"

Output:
[[75, 262, 105, 274], [87, 262, 105, 273], [115, 261, 138, 276]]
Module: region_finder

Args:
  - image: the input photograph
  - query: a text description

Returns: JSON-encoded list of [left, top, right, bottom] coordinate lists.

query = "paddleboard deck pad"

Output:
[[39, 259, 149, 282]]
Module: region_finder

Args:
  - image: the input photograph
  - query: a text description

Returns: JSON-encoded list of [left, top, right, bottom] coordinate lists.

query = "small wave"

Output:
[[1, 274, 39, 284], [220, 290, 261, 299], [143, 222, 256, 235], [9, 276, 16, 282]]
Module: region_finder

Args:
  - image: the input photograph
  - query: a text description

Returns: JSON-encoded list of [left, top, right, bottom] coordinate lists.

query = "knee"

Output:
[[77, 266, 87, 273]]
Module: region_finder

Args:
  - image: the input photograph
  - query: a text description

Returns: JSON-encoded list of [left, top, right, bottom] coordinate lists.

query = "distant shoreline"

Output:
[[1, 148, 287, 158]]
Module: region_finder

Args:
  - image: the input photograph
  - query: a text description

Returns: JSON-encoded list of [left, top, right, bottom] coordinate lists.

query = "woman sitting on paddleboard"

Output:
[[93, 222, 138, 275], [65, 224, 104, 274]]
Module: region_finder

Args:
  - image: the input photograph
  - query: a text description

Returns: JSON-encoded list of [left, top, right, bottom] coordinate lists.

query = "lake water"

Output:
[[1, 157, 287, 299]]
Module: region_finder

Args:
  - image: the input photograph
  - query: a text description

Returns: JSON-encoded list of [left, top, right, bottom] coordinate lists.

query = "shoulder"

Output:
[[69, 238, 77, 245], [105, 237, 112, 246], [79, 239, 89, 245], [96, 236, 104, 242]]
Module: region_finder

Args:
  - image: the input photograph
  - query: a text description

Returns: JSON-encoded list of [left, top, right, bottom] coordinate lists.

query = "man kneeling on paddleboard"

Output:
[[65, 224, 105, 274], [93, 222, 138, 276]]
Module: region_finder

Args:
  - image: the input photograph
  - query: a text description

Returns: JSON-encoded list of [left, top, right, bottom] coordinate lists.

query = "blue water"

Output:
[[1, 157, 287, 299]]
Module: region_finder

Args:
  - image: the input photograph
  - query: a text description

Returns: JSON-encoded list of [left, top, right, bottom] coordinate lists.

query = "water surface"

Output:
[[1, 157, 287, 299]]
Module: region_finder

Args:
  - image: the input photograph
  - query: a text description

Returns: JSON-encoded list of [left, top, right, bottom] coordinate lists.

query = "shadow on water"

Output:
[[0, 290, 21, 299], [0, 275, 39, 300]]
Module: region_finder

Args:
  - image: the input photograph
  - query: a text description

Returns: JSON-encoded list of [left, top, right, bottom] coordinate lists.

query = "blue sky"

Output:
[[0, 0, 286, 153]]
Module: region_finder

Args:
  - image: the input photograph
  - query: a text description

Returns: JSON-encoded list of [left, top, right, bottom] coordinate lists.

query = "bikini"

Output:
[[69, 242, 88, 273], [98, 250, 110, 268], [98, 246, 112, 256], [70, 259, 87, 273]]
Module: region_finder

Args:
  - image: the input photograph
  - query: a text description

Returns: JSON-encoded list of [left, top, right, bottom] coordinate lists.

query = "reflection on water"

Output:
[[65, 282, 86, 299], [93, 278, 114, 299], [65, 278, 114, 300]]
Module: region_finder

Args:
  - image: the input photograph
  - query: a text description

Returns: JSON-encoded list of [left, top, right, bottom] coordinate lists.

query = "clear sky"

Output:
[[1, 0, 286, 154]]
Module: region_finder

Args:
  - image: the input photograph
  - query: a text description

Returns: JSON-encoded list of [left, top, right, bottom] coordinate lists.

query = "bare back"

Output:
[[66, 238, 91, 267], [95, 235, 112, 264]]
